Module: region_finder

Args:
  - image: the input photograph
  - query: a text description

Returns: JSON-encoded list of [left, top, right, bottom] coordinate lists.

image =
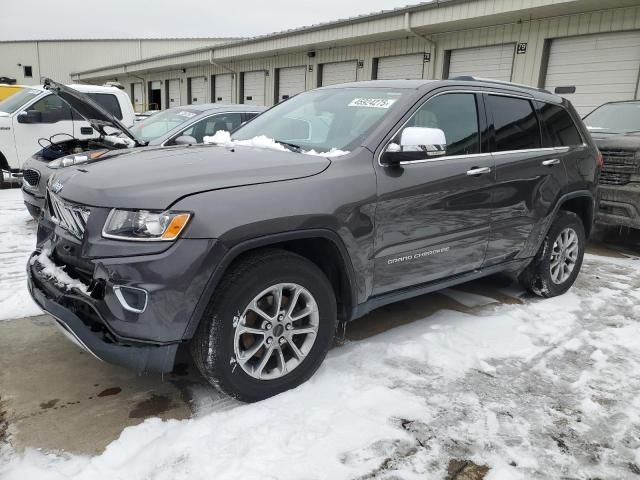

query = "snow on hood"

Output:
[[30, 248, 89, 294], [203, 130, 350, 157]]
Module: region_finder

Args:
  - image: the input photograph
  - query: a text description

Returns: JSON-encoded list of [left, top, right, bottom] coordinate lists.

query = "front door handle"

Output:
[[466, 166, 491, 176], [542, 158, 561, 166]]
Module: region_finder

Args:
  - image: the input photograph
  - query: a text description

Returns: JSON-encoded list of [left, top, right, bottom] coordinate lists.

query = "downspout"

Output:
[[127, 67, 147, 112], [404, 11, 438, 79], [209, 49, 238, 102]]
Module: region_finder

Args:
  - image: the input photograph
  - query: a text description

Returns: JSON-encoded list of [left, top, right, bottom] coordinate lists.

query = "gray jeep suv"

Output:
[[27, 79, 599, 401]]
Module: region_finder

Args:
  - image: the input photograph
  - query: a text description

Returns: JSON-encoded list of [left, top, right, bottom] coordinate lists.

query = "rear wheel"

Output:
[[519, 211, 585, 298], [191, 249, 337, 402]]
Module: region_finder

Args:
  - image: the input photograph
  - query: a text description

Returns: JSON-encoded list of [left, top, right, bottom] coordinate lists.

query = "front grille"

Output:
[[46, 191, 90, 240], [23, 169, 40, 187], [599, 149, 638, 186]]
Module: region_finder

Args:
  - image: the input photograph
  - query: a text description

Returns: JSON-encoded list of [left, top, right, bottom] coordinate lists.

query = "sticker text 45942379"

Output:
[[348, 98, 397, 109]]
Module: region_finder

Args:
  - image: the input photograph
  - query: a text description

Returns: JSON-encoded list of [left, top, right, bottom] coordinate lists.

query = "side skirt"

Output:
[[350, 258, 530, 321]]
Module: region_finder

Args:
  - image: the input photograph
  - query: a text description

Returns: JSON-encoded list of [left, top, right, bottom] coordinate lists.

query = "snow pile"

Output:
[[203, 130, 350, 157], [30, 248, 89, 295], [4, 253, 640, 479], [0, 189, 41, 320]]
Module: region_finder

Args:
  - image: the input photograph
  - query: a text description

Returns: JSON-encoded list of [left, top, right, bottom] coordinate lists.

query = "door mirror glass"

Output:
[[382, 127, 447, 166], [17, 110, 42, 124], [173, 135, 197, 145]]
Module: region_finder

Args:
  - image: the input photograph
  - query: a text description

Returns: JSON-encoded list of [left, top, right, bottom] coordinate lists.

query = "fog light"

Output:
[[114, 285, 148, 313]]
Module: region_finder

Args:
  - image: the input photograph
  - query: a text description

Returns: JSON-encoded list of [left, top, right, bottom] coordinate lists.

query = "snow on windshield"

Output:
[[203, 130, 350, 157]]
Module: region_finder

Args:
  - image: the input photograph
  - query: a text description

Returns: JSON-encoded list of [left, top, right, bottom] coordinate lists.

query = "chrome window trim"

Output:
[[398, 152, 492, 166], [492, 146, 571, 156], [378, 87, 587, 167], [160, 111, 245, 146]]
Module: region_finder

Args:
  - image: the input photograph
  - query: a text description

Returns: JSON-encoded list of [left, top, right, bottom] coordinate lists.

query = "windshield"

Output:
[[0, 88, 41, 114], [129, 108, 200, 141], [232, 88, 408, 152], [584, 103, 640, 134]]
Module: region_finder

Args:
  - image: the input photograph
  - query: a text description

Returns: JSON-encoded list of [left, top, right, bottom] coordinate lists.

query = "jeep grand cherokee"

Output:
[[27, 79, 598, 402]]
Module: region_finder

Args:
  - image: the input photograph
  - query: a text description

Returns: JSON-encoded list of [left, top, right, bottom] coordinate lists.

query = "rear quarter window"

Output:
[[87, 93, 123, 120], [537, 102, 583, 147], [487, 95, 541, 152]]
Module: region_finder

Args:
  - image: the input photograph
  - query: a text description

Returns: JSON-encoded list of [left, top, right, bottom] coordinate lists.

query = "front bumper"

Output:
[[27, 254, 178, 373], [596, 183, 640, 229]]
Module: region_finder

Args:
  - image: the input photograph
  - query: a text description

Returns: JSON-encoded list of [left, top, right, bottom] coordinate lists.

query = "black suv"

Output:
[[27, 79, 598, 401], [583, 101, 640, 229]]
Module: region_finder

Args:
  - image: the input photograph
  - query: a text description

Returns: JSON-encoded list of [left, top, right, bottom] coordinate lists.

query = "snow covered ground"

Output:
[[0, 189, 40, 320], [1, 188, 640, 479]]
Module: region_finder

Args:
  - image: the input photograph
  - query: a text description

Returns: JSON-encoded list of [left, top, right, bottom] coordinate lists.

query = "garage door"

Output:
[[448, 44, 515, 82], [278, 66, 306, 101], [243, 71, 266, 105], [166, 79, 181, 108], [544, 31, 640, 116], [377, 54, 425, 80], [189, 77, 206, 105], [132, 82, 144, 112], [321, 61, 357, 86], [214, 74, 233, 104]]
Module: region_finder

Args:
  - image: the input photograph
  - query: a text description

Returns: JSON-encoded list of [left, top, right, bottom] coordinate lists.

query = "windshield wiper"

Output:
[[274, 140, 303, 152]]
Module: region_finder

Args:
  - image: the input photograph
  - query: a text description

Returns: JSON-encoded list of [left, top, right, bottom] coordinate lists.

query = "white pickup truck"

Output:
[[0, 83, 135, 187]]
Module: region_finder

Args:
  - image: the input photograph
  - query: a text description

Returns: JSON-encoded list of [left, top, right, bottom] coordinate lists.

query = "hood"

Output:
[[51, 144, 331, 209], [591, 131, 640, 150], [43, 78, 141, 146]]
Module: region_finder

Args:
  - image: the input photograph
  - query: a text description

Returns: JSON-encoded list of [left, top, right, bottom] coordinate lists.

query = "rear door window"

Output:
[[487, 95, 541, 152], [537, 102, 582, 147], [87, 93, 123, 120]]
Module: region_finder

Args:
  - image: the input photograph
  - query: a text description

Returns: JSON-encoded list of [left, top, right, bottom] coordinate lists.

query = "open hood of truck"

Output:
[[50, 144, 331, 210], [43, 78, 141, 146]]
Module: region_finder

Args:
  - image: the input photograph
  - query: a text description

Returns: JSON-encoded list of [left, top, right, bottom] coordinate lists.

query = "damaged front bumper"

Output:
[[596, 183, 640, 229], [27, 251, 179, 373]]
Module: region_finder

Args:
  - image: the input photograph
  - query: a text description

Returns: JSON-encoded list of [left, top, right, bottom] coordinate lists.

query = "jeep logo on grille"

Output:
[[51, 181, 64, 194]]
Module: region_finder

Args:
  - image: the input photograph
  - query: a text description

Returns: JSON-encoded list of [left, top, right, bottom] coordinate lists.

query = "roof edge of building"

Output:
[[71, 0, 456, 76]]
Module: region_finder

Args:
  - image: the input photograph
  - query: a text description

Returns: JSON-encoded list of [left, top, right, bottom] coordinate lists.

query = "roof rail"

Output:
[[448, 76, 553, 95]]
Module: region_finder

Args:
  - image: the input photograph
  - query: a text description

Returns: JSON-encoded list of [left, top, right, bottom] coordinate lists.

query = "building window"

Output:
[[23, 66, 33, 78]]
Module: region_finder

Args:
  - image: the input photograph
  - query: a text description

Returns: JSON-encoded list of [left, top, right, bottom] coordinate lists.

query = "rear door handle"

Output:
[[466, 166, 491, 176], [542, 158, 561, 166]]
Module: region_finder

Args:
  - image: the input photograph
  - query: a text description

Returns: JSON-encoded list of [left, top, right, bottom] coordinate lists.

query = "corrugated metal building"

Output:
[[16, 0, 640, 115], [0, 38, 238, 85]]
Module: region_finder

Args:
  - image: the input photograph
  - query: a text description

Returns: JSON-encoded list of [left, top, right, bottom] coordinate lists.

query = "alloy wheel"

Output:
[[550, 227, 579, 284], [233, 283, 319, 380]]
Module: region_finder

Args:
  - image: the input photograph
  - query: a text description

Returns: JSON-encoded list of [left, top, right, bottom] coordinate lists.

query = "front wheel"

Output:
[[519, 211, 586, 298], [191, 249, 337, 402]]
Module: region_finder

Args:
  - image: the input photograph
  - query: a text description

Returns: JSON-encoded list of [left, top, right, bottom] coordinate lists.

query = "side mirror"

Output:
[[17, 110, 42, 124], [173, 135, 198, 146], [381, 127, 447, 166]]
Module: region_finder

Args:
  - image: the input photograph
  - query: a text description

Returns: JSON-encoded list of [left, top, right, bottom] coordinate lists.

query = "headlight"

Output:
[[102, 209, 191, 241], [48, 149, 109, 169]]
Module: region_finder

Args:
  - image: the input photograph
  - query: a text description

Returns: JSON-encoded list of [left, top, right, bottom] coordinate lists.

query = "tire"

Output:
[[519, 211, 586, 298], [191, 248, 337, 402]]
